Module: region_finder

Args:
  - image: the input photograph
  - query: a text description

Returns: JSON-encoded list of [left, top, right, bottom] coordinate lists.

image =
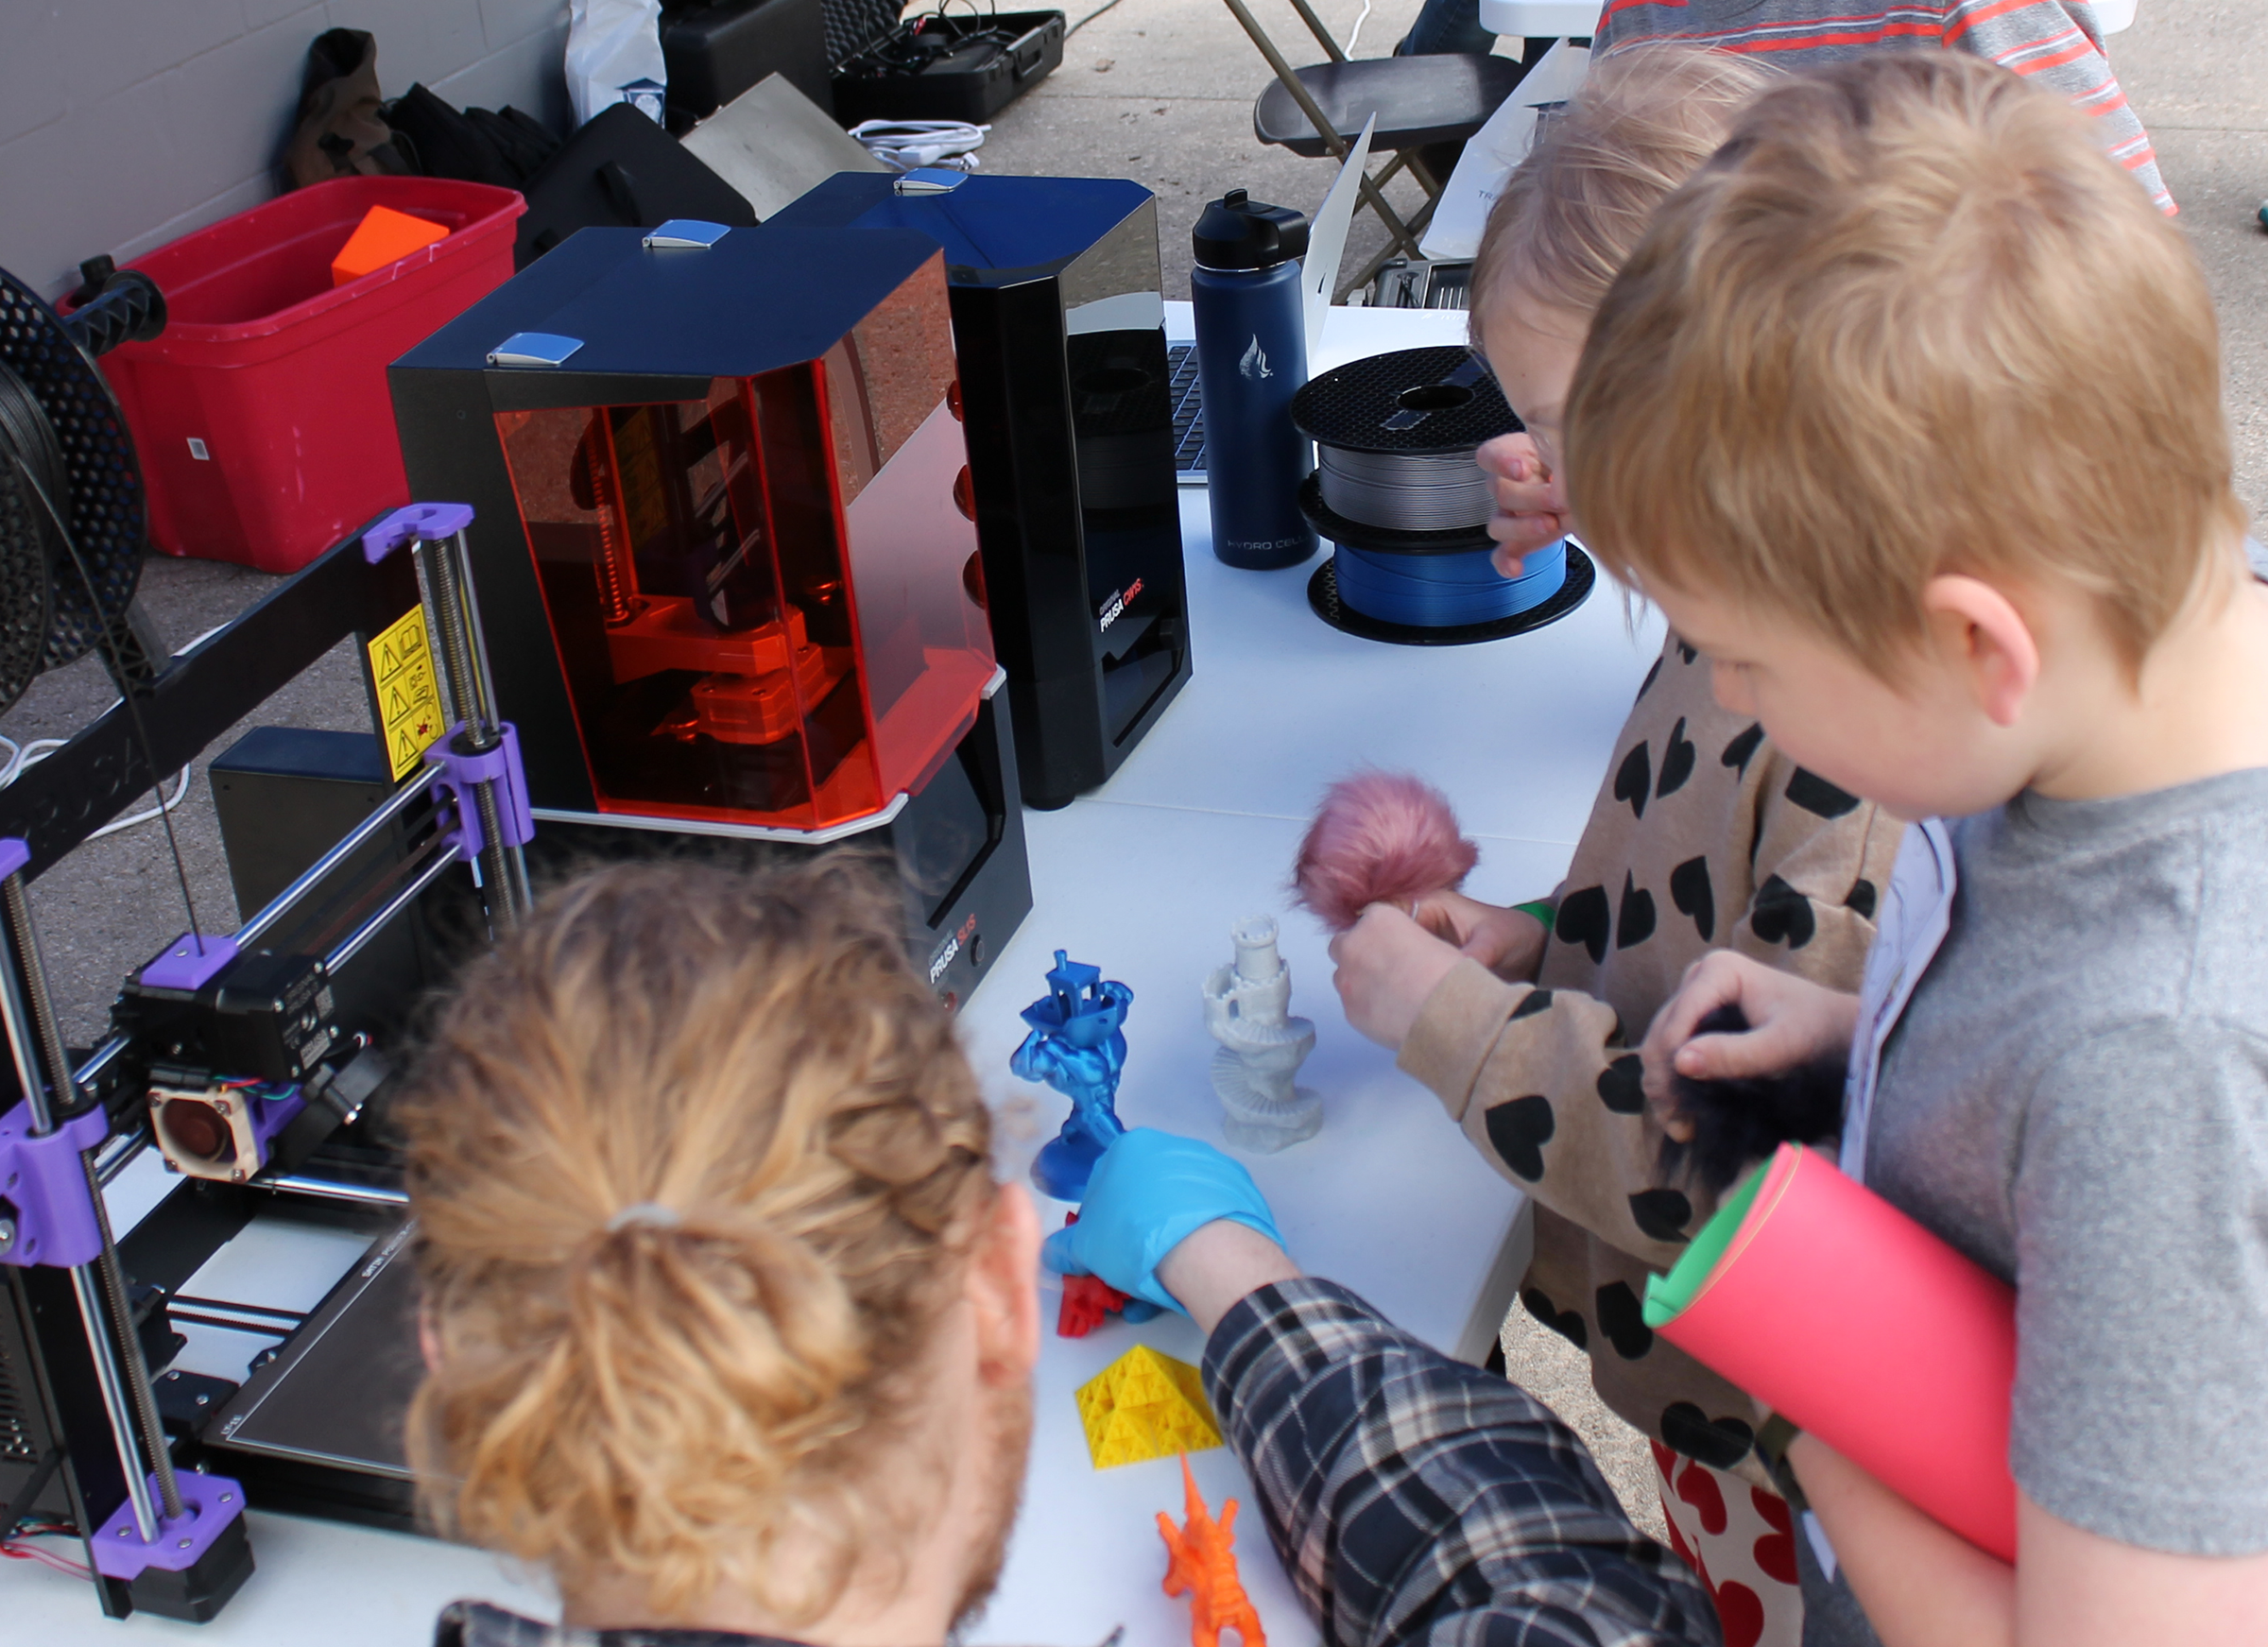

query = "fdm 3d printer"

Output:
[[0, 218, 1033, 1625]]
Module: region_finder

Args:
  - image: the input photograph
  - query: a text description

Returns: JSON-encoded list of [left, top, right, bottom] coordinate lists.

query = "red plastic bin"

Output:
[[92, 177, 524, 574]]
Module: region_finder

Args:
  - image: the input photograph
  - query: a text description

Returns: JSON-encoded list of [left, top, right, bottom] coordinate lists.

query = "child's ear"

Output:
[[967, 1181, 1042, 1386], [1922, 575, 2040, 728]]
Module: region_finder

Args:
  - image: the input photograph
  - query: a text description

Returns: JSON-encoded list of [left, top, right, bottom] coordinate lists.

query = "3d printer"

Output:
[[389, 220, 1029, 998], [769, 173, 1193, 810]]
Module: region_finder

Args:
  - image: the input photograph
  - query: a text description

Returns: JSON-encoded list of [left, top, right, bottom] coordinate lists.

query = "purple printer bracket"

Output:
[[0, 1099, 111, 1268], [140, 935, 240, 993], [90, 1471, 247, 1580], [424, 722, 533, 859], [0, 837, 28, 882], [362, 502, 475, 563]]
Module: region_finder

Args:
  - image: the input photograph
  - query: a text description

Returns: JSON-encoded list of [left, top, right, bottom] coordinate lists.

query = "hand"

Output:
[[1476, 433, 1569, 576], [1640, 951, 1862, 1129], [1410, 888, 1548, 981], [1040, 1128, 1285, 1315], [1328, 903, 1467, 1050]]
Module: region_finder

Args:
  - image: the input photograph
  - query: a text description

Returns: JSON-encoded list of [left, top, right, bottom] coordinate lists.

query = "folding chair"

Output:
[[1218, 0, 1552, 289]]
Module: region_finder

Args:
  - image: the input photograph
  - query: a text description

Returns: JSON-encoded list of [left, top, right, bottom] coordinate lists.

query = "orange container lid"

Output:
[[331, 204, 450, 286]]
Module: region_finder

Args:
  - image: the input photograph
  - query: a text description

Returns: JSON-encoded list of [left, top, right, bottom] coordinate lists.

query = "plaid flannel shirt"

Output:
[[437, 1279, 1718, 1647], [1206, 1278, 1722, 1647]]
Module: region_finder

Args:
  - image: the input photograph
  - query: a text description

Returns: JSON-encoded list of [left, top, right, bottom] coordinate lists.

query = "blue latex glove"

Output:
[[1041, 1127, 1285, 1314]]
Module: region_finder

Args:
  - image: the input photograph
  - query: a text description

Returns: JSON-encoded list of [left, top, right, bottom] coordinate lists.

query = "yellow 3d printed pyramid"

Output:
[[1076, 1344, 1224, 1468]]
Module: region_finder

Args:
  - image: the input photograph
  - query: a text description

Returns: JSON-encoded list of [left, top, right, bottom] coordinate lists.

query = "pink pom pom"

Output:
[[1292, 771, 1479, 932]]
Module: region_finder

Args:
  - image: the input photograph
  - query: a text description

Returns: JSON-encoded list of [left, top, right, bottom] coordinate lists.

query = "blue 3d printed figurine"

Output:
[[1013, 951, 1133, 1201]]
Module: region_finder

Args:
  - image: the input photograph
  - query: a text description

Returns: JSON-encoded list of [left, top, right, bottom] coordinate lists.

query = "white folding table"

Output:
[[10, 303, 1663, 1647]]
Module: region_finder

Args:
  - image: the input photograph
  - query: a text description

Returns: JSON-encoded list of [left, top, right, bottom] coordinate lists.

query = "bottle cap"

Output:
[[1192, 189, 1311, 271]]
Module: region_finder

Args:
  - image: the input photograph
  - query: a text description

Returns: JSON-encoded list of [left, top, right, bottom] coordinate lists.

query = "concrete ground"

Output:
[[4, 0, 2260, 1540]]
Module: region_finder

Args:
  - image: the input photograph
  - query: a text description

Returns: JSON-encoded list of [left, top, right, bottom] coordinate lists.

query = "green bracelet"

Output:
[[1513, 900, 1556, 935]]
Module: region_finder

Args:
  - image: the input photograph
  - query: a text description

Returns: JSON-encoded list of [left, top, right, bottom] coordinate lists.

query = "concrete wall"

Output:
[[0, 0, 572, 300]]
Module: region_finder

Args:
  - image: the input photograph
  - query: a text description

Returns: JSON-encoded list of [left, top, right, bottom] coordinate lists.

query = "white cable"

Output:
[[849, 118, 990, 172], [0, 624, 218, 832], [1345, 0, 1376, 56], [86, 764, 194, 841]]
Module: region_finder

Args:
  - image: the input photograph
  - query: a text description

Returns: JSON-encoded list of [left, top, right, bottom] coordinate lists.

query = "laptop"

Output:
[[1172, 118, 1373, 486]]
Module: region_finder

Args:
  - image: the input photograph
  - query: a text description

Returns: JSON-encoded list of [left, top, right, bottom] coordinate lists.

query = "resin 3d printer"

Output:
[[389, 219, 1030, 998]]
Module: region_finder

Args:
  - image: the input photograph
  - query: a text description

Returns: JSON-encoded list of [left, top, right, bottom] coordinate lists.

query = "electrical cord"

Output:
[[3, 1518, 91, 1579], [849, 118, 991, 171], [0, 620, 219, 835], [1065, 0, 1126, 38], [1344, 0, 1377, 55]]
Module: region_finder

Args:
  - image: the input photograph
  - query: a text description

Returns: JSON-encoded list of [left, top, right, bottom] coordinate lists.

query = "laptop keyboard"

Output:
[[1169, 341, 1205, 484]]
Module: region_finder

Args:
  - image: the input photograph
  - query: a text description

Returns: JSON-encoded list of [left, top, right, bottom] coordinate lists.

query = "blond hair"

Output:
[[400, 855, 994, 1622], [1470, 46, 1774, 335], [1567, 52, 2247, 677]]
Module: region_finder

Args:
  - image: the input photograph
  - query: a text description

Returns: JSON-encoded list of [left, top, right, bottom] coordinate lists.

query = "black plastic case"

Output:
[[832, 10, 1066, 126], [513, 102, 757, 267], [662, 0, 834, 127]]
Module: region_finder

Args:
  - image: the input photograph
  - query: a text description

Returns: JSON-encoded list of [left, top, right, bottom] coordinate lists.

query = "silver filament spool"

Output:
[[1316, 445, 1495, 532]]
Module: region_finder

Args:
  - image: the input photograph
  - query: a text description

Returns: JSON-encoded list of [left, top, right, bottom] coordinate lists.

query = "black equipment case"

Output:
[[831, 9, 1067, 126], [513, 102, 758, 266], [661, 0, 835, 126]]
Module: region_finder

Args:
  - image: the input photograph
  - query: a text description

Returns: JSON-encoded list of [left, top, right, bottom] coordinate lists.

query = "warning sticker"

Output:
[[368, 606, 446, 780]]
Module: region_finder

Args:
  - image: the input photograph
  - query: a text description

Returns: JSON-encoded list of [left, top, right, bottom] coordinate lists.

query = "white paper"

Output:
[[1303, 116, 1375, 359], [1418, 41, 1590, 263]]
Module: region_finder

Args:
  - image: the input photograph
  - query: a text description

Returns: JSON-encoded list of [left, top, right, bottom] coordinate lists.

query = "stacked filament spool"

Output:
[[1292, 345, 1592, 645]]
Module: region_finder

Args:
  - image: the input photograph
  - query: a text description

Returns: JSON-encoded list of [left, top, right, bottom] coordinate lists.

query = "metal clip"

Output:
[[487, 332, 584, 368], [643, 218, 732, 249], [893, 167, 970, 197]]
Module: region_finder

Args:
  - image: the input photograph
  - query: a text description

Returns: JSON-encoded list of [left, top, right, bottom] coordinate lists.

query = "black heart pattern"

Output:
[[1750, 874, 1817, 950], [1675, 640, 1698, 664], [1510, 988, 1555, 1021], [1786, 768, 1862, 818], [1629, 1187, 1693, 1242], [1660, 1401, 1755, 1470], [1485, 1094, 1555, 1181], [1616, 872, 1656, 950], [1669, 855, 1714, 940], [1596, 1054, 1644, 1114], [1555, 886, 1610, 965], [1613, 741, 1652, 819], [1656, 717, 1696, 798], [1522, 1288, 1587, 1350], [1595, 1281, 1654, 1360], [1720, 723, 1764, 777], [1846, 878, 1878, 919]]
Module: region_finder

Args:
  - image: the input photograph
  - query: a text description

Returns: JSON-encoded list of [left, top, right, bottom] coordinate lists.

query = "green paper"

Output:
[[1642, 1158, 1771, 1329]]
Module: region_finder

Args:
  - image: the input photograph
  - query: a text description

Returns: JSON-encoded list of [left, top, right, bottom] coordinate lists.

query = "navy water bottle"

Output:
[[1192, 190, 1317, 570]]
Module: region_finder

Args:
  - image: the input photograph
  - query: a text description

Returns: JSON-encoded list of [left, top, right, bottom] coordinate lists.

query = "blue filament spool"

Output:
[[1334, 539, 1569, 628]]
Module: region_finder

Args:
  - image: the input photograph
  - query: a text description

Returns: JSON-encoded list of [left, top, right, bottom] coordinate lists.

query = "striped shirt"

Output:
[[1589, 1, 2173, 213]]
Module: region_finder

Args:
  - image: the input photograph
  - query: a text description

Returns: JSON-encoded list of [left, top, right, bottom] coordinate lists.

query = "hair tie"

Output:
[[606, 1201, 682, 1234]]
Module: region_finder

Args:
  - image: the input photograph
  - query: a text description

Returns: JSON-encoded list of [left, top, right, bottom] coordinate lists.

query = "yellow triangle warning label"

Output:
[[367, 606, 447, 780]]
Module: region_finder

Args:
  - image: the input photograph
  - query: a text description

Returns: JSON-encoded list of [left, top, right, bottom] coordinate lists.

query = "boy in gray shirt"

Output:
[[1564, 52, 2268, 1647]]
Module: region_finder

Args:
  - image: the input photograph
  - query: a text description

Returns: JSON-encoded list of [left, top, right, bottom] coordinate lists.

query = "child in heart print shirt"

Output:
[[1322, 49, 1901, 1647]]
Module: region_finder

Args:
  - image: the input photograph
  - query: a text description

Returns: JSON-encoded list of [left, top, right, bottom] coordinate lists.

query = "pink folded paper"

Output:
[[1641, 1143, 2019, 1560]]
